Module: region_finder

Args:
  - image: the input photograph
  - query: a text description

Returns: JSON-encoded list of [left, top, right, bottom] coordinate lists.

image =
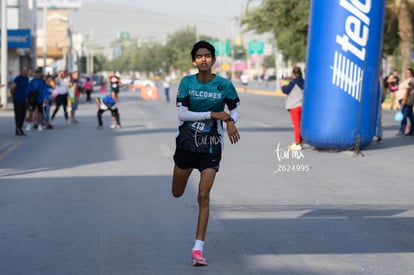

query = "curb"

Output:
[[240, 89, 396, 112], [238, 89, 284, 97]]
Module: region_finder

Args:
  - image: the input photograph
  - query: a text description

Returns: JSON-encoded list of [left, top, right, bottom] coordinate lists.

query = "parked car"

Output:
[[92, 74, 104, 86], [261, 74, 277, 81], [129, 78, 157, 90], [120, 75, 133, 88]]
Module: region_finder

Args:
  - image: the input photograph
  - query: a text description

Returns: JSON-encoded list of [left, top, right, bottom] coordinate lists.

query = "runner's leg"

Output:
[[172, 165, 193, 197], [195, 168, 216, 241]]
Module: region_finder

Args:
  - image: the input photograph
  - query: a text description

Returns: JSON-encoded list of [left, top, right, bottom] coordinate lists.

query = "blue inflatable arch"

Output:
[[302, 0, 386, 150]]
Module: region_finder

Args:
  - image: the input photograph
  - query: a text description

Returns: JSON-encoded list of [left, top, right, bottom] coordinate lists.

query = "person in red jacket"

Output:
[[280, 66, 305, 151], [84, 76, 93, 102]]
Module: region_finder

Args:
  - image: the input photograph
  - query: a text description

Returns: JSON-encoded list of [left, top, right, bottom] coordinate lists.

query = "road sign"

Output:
[[36, 0, 82, 9], [248, 40, 264, 55], [209, 40, 230, 56], [118, 32, 130, 40]]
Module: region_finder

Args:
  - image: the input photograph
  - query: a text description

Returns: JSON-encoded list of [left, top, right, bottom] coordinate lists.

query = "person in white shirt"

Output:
[[51, 70, 70, 125], [163, 73, 171, 102], [240, 72, 248, 92]]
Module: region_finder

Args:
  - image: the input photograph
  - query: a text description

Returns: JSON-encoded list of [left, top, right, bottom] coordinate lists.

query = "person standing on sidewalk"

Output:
[[163, 73, 171, 102], [10, 67, 29, 136], [171, 40, 240, 267], [280, 66, 305, 151]]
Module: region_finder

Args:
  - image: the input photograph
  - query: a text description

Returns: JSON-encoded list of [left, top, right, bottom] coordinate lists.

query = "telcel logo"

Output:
[[331, 0, 371, 102], [336, 0, 371, 62]]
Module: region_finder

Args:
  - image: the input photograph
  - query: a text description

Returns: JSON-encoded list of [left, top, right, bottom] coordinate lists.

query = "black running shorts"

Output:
[[173, 147, 221, 172]]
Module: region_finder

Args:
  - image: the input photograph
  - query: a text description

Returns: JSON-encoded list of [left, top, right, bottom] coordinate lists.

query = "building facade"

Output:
[[2, 0, 38, 79]]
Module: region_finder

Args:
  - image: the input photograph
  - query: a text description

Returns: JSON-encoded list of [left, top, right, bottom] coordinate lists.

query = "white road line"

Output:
[[254, 121, 271, 128]]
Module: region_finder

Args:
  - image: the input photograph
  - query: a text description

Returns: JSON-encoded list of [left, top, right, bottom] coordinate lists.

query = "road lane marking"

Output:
[[0, 139, 23, 161], [254, 121, 271, 128]]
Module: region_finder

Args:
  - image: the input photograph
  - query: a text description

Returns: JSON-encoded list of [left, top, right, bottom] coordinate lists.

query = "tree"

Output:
[[241, 0, 310, 63], [164, 27, 198, 73], [241, 0, 414, 74], [386, 0, 414, 77], [382, 10, 400, 56], [233, 44, 247, 60], [262, 55, 275, 69]]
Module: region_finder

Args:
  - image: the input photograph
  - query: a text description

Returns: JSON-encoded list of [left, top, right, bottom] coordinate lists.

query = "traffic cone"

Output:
[[141, 86, 160, 100]]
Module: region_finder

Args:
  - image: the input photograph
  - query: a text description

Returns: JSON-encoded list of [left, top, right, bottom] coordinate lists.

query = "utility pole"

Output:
[[42, 0, 48, 74], [67, 27, 73, 72], [1, 0, 8, 109]]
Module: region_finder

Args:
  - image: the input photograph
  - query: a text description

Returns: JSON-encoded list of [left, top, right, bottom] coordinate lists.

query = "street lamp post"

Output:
[[1, 0, 8, 109]]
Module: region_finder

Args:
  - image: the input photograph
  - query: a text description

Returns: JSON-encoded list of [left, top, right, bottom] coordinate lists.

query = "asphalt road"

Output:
[[1, 84, 414, 275]]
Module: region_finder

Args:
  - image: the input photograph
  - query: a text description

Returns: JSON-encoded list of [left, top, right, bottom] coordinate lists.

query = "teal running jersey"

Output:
[[176, 74, 240, 153], [177, 74, 239, 112]]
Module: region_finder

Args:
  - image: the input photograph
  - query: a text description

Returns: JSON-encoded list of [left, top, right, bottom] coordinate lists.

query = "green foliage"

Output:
[[233, 44, 246, 60], [240, 0, 413, 65], [102, 26, 202, 74], [98, 1, 412, 75], [263, 55, 275, 68], [382, 14, 400, 56], [241, 0, 310, 63], [79, 54, 105, 74], [164, 26, 198, 72]]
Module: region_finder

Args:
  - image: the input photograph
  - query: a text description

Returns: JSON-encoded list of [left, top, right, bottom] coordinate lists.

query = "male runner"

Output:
[[108, 72, 122, 101], [171, 40, 240, 266]]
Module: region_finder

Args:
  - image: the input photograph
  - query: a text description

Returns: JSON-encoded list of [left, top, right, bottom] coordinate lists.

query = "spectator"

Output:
[[240, 72, 248, 92], [10, 67, 29, 136], [30, 69, 50, 131], [26, 69, 44, 131], [43, 75, 55, 129], [51, 70, 70, 125], [396, 68, 414, 136], [387, 70, 400, 110], [280, 66, 305, 151], [163, 73, 171, 102], [84, 76, 93, 103], [69, 71, 80, 124]]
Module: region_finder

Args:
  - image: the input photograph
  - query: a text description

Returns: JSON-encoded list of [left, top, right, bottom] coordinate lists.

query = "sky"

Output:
[[68, 0, 266, 47]]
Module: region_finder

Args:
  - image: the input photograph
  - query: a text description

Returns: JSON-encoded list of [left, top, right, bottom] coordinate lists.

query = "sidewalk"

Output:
[[0, 105, 21, 160]]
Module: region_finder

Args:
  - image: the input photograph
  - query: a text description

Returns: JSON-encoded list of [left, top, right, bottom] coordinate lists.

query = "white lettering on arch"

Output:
[[351, 0, 371, 14]]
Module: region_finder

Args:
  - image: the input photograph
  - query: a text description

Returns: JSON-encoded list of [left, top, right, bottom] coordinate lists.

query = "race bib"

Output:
[[187, 120, 213, 134], [176, 119, 221, 153]]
